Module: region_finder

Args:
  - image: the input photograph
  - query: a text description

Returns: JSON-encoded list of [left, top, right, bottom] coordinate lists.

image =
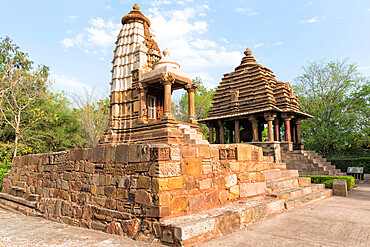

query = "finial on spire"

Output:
[[133, 4, 140, 10], [163, 49, 170, 57], [244, 48, 252, 56]]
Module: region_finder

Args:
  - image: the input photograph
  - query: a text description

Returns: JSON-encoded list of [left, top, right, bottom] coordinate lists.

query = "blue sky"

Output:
[[1, 0, 369, 100]]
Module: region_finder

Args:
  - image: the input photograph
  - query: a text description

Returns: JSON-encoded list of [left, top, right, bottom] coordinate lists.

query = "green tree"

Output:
[[71, 89, 110, 148], [294, 59, 369, 156], [0, 37, 49, 158], [172, 78, 214, 137]]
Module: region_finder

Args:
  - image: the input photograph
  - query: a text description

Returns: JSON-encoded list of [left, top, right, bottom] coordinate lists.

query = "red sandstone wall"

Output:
[[1, 143, 285, 242]]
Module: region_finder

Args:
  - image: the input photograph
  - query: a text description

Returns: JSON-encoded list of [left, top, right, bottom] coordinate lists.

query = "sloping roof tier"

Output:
[[203, 48, 309, 121]]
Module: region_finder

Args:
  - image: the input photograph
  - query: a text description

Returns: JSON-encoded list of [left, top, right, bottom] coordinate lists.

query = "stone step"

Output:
[[284, 189, 333, 209], [267, 184, 325, 200], [261, 170, 298, 181], [0, 195, 40, 217], [266, 177, 310, 193], [0, 192, 36, 208], [159, 188, 331, 246]]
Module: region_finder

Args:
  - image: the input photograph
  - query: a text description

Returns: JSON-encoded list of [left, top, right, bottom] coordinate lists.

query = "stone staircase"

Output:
[[282, 150, 346, 176], [177, 124, 209, 145], [159, 166, 332, 246]]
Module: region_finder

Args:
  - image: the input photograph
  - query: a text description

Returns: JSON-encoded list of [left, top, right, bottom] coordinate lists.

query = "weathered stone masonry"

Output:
[[1, 142, 325, 245]]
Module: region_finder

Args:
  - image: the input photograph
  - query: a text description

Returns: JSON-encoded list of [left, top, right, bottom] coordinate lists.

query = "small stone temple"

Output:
[[0, 5, 337, 247], [198, 48, 312, 150], [100, 4, 204, 145]]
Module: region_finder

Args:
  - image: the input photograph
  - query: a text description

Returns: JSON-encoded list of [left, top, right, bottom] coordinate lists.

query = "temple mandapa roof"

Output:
[[199, 48, 312, 122]]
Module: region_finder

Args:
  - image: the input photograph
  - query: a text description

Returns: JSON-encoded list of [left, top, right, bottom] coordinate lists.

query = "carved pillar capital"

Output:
[[281, 113, 294, 121], [185, 83, 198, 93], [160, 74, 175, 85], [264, 112, 277, 122]]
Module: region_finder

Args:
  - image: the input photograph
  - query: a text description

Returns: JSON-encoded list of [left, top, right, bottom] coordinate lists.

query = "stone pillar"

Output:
[[215, 127, 220, 144], [136, 82, 147, 123], [295, 119, 302, 144], [185, 83, 198, 124], [235, 120, 240, 143], [208, 125, 214, 144], [274, 118, 280, 141], [282, 114, 293, 142], [248, 116, 259, 142], [218, 120, 225, 144], [292, 123, 297, 144], [264, 113, 276, 142], [160, 74, 175, 120]]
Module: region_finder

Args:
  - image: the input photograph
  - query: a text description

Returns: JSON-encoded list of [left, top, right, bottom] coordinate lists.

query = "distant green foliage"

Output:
[[294, 59, 370, 156], [327, 157, 370, 174], [300, 175, 354, 190], [0, 162, 10, 191], [172, 78, 215, 137]]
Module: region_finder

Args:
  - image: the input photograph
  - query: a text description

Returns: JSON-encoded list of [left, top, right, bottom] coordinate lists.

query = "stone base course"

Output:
[[0, 143, 331, 246]]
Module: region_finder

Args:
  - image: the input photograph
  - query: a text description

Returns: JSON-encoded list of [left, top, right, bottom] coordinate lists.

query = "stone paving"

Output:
[[0, 184, 369, 247]]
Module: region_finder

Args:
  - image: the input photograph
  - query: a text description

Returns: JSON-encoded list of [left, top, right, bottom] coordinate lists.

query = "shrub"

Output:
[[300, 175, 354, 190], [0, 162, 10, 191], [322, 179, 334, 189], [327, 157, 370, 174]]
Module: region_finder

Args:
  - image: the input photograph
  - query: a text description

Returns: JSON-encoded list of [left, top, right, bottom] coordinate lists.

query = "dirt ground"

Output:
[[1, 184, 369, 247]]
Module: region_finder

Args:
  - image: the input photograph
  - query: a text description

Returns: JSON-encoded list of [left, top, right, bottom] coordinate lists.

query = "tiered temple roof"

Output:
[[202, 48, 309, 121]]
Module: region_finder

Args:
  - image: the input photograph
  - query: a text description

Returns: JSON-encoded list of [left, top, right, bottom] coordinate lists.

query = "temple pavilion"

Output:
[[198, 49, 312, 150], [100, 4, 206, 145]]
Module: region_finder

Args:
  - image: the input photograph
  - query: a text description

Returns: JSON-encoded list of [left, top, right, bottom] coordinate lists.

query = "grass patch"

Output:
[[300, 175, 354, 190]]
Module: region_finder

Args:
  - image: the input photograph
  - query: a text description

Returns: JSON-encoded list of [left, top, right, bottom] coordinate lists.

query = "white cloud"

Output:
[[148, 4, 243, 86], [273, 41, 283, 46], [368, 8, 370, 11], [63, 16, 77, 23], [60, 34, 84, 49], [50, 72, 92, 95], [307, 2, 314, 6], [358, 66, 370, 70], [235, 8, 260, 17], [254, 43, 264, 49], [60, 17, 120, 55], [300, 16, 325, 24], [220, 37, 229, 44]]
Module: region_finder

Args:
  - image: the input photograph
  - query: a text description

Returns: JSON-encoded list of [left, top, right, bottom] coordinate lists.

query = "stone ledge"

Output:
[[0, 192, 36, 208]]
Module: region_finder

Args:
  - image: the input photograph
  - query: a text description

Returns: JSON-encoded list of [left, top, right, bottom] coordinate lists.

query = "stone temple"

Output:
[[0, 5, 344, 246]]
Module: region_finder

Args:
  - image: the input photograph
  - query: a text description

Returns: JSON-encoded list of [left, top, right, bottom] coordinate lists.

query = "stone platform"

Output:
[[0, 143, 331, 246]]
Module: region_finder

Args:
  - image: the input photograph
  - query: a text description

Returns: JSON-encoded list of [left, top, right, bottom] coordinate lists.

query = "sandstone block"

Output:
[[240, 182, 266, 197], [61, 180, 69, 191], [157, 193, 171, 206], [91, 196, 106, 207], [138, 176, 151, 189], [181, 145, 196, 158], [242, 207, 255, 223], [333, 179, 348, 197], [84, 163, 94, 174], [171, 196, 188, 214], [230, 162, 240, 172], [198, 146, 210, 158], [183, 157, 202, 175], [210, 148, 219, 161], [173, 218, 216, 241], [116, 188, 128, 199], [115, 145, 129, 163], [106, 222, 124, 236], [262, 170, 282, 181], [118, 176, 130, 188], [152, 176, 184, 192], [189, 194, 205, 211], [135, 190, 152, 205], [298, 177, 311, 186], [266, 199, 285, 215], [93, 146, 105, 163], [225, 174, 237, 188], [104, 186, 116, 197], [129, 145, 141, 163], [199, 178, 212, 190], [217, 212, 240, 234], [236, 145, 252, 161], [170, 147, 181, 161], [161, 229, 174, 243], [229, 185, 240, 200], [218, 190, 229, 204], [202, 163, 212, 174]]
